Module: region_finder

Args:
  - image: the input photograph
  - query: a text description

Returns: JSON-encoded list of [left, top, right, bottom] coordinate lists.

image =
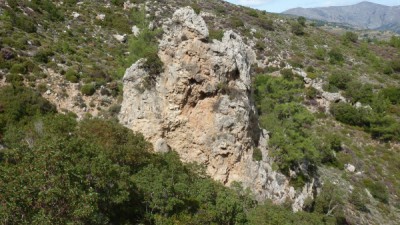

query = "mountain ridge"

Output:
[[283, 1, 400, 33]]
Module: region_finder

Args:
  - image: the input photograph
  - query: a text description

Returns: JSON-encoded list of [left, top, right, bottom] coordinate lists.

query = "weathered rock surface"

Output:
[[119, 7, 313, 211]]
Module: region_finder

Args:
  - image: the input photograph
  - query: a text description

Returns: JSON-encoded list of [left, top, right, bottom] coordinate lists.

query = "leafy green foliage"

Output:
[[10, 63, 28, 74], [343, 31, 358, 43], [230, 17, 245, 28], [122, 8, 163, 79], [297, 16, 306, 27], [344, 81, 373, 104], [80, 83, 96, 96], [327, 71, 352, 91], [6, 10, 37, 33], [390, 59, 400, 73], [328, 48, 344, 64], [252, 147, 263, 161], [29, 0, 64, 22], [314, 48, 326, 60], [291, 22, 305, 36], [363, 179, 389, 204], [209, 29, 224, 41], [380, 87, 400, 105], [389, 36, 400, 48], [34, 48, 54, 63], [257, 16, 274, 31], [65, 69, 79, 83], [350, 187, 369, 212], [254, 75, 319, 175], [248, 200, 333, 225], [330, 102, 370, 127], [0, 112, 253, 224], [0, 86, 56, 135]]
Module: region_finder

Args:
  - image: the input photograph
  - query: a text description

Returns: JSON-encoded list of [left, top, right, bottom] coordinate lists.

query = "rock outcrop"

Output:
[[119, 7, 313, 211]]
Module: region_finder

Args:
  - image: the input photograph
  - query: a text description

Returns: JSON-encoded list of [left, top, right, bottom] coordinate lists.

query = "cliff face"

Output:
[[119, 7, 313, 211]]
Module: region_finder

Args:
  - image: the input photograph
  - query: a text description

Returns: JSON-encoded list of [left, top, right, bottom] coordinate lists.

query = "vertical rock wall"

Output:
[[119, 7, 313, 211]]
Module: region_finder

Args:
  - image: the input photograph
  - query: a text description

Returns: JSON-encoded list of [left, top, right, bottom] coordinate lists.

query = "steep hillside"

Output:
[[284, 1, 400, 33], [1, 0, 400, 224]]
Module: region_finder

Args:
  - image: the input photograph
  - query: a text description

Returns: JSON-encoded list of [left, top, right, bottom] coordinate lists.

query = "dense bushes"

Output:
[[343, 31, 358, 43], [80, 83, 96, 96], [327, 71, 352, 90], [254, 75, 319, 176], [330, 98, 400, 141], [378, 87, 400, 105], [123, 8, 163, 79], [0, 86, 56, 135], [8, 11, 37, 33], [328, 48, 344, 64], [291, 22, 305, 36], [0, 81, 348, 224], [65, 69, 79, 83], [389, 36, 400, 48], [330, 102, 370, 127]]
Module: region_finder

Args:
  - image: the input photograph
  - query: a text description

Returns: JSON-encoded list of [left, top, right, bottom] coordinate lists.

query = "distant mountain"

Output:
[[283, 1, 400, 33]]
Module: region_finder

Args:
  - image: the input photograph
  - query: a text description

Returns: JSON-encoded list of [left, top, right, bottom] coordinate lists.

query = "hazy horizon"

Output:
[[225, 0, 400, 13]]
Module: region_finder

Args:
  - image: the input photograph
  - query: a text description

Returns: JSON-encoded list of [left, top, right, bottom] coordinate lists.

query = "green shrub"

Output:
[[330, 102, 370, 127], [65, 69, 79, 83], [255, 40, 266, 51], [5, 74, 24, 85], [230, 17, 244, 28], [343, 31, 358, 43], [247, 9, 259, 18], [291, 22, 304, 36], [254, 75, 318, 174], [350, 187, 369, 212], [143, 51, 163, 76], [328, 71, 352, 90], [281, 69, 294, 80], [328, 48, 344, 64], [258, 17, 274, 31], [305, 87, 318, 99], [29, 0, 64, 22], [369, 115, 400, 141], [10, 63, 27, 74], [34, 49, 54, 63], [344, 81, 373, 104], [0, 86, 56, 133], [7, 11, 37, 33], [314, 48, 326, 60], [209, 29, 224, 41], [306, 66, 315, 73], [297, 16, 306, 26], [111, 0, 124, 6], [81, 83, 96, 96], [363, 179, 389, 204], [190, 3, 201, 14], [380, 87, 400, 105], [390, 59, 400, 72], [253, 147, 262, 161], [389, 36, 400, 48]]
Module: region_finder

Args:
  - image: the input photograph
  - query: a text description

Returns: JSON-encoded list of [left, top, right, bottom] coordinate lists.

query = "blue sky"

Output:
[[225, 0, 400, 13]]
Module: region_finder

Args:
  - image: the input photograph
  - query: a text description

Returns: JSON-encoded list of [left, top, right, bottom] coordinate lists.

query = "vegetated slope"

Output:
[[0, 0, 400, 224], [284, 1, 400, 33]]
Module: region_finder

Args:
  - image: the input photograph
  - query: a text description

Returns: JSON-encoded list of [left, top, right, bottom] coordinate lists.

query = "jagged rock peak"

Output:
[[168, 6, 209, 40], [119, 7, 313, 211]]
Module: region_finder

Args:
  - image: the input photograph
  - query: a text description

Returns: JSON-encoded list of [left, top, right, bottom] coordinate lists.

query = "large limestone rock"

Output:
[[119, 7, 313, 211]]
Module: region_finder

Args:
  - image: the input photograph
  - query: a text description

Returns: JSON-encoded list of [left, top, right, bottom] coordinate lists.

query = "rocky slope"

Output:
[[284, 1, 400, 33], [119, 7, 314, 211]]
